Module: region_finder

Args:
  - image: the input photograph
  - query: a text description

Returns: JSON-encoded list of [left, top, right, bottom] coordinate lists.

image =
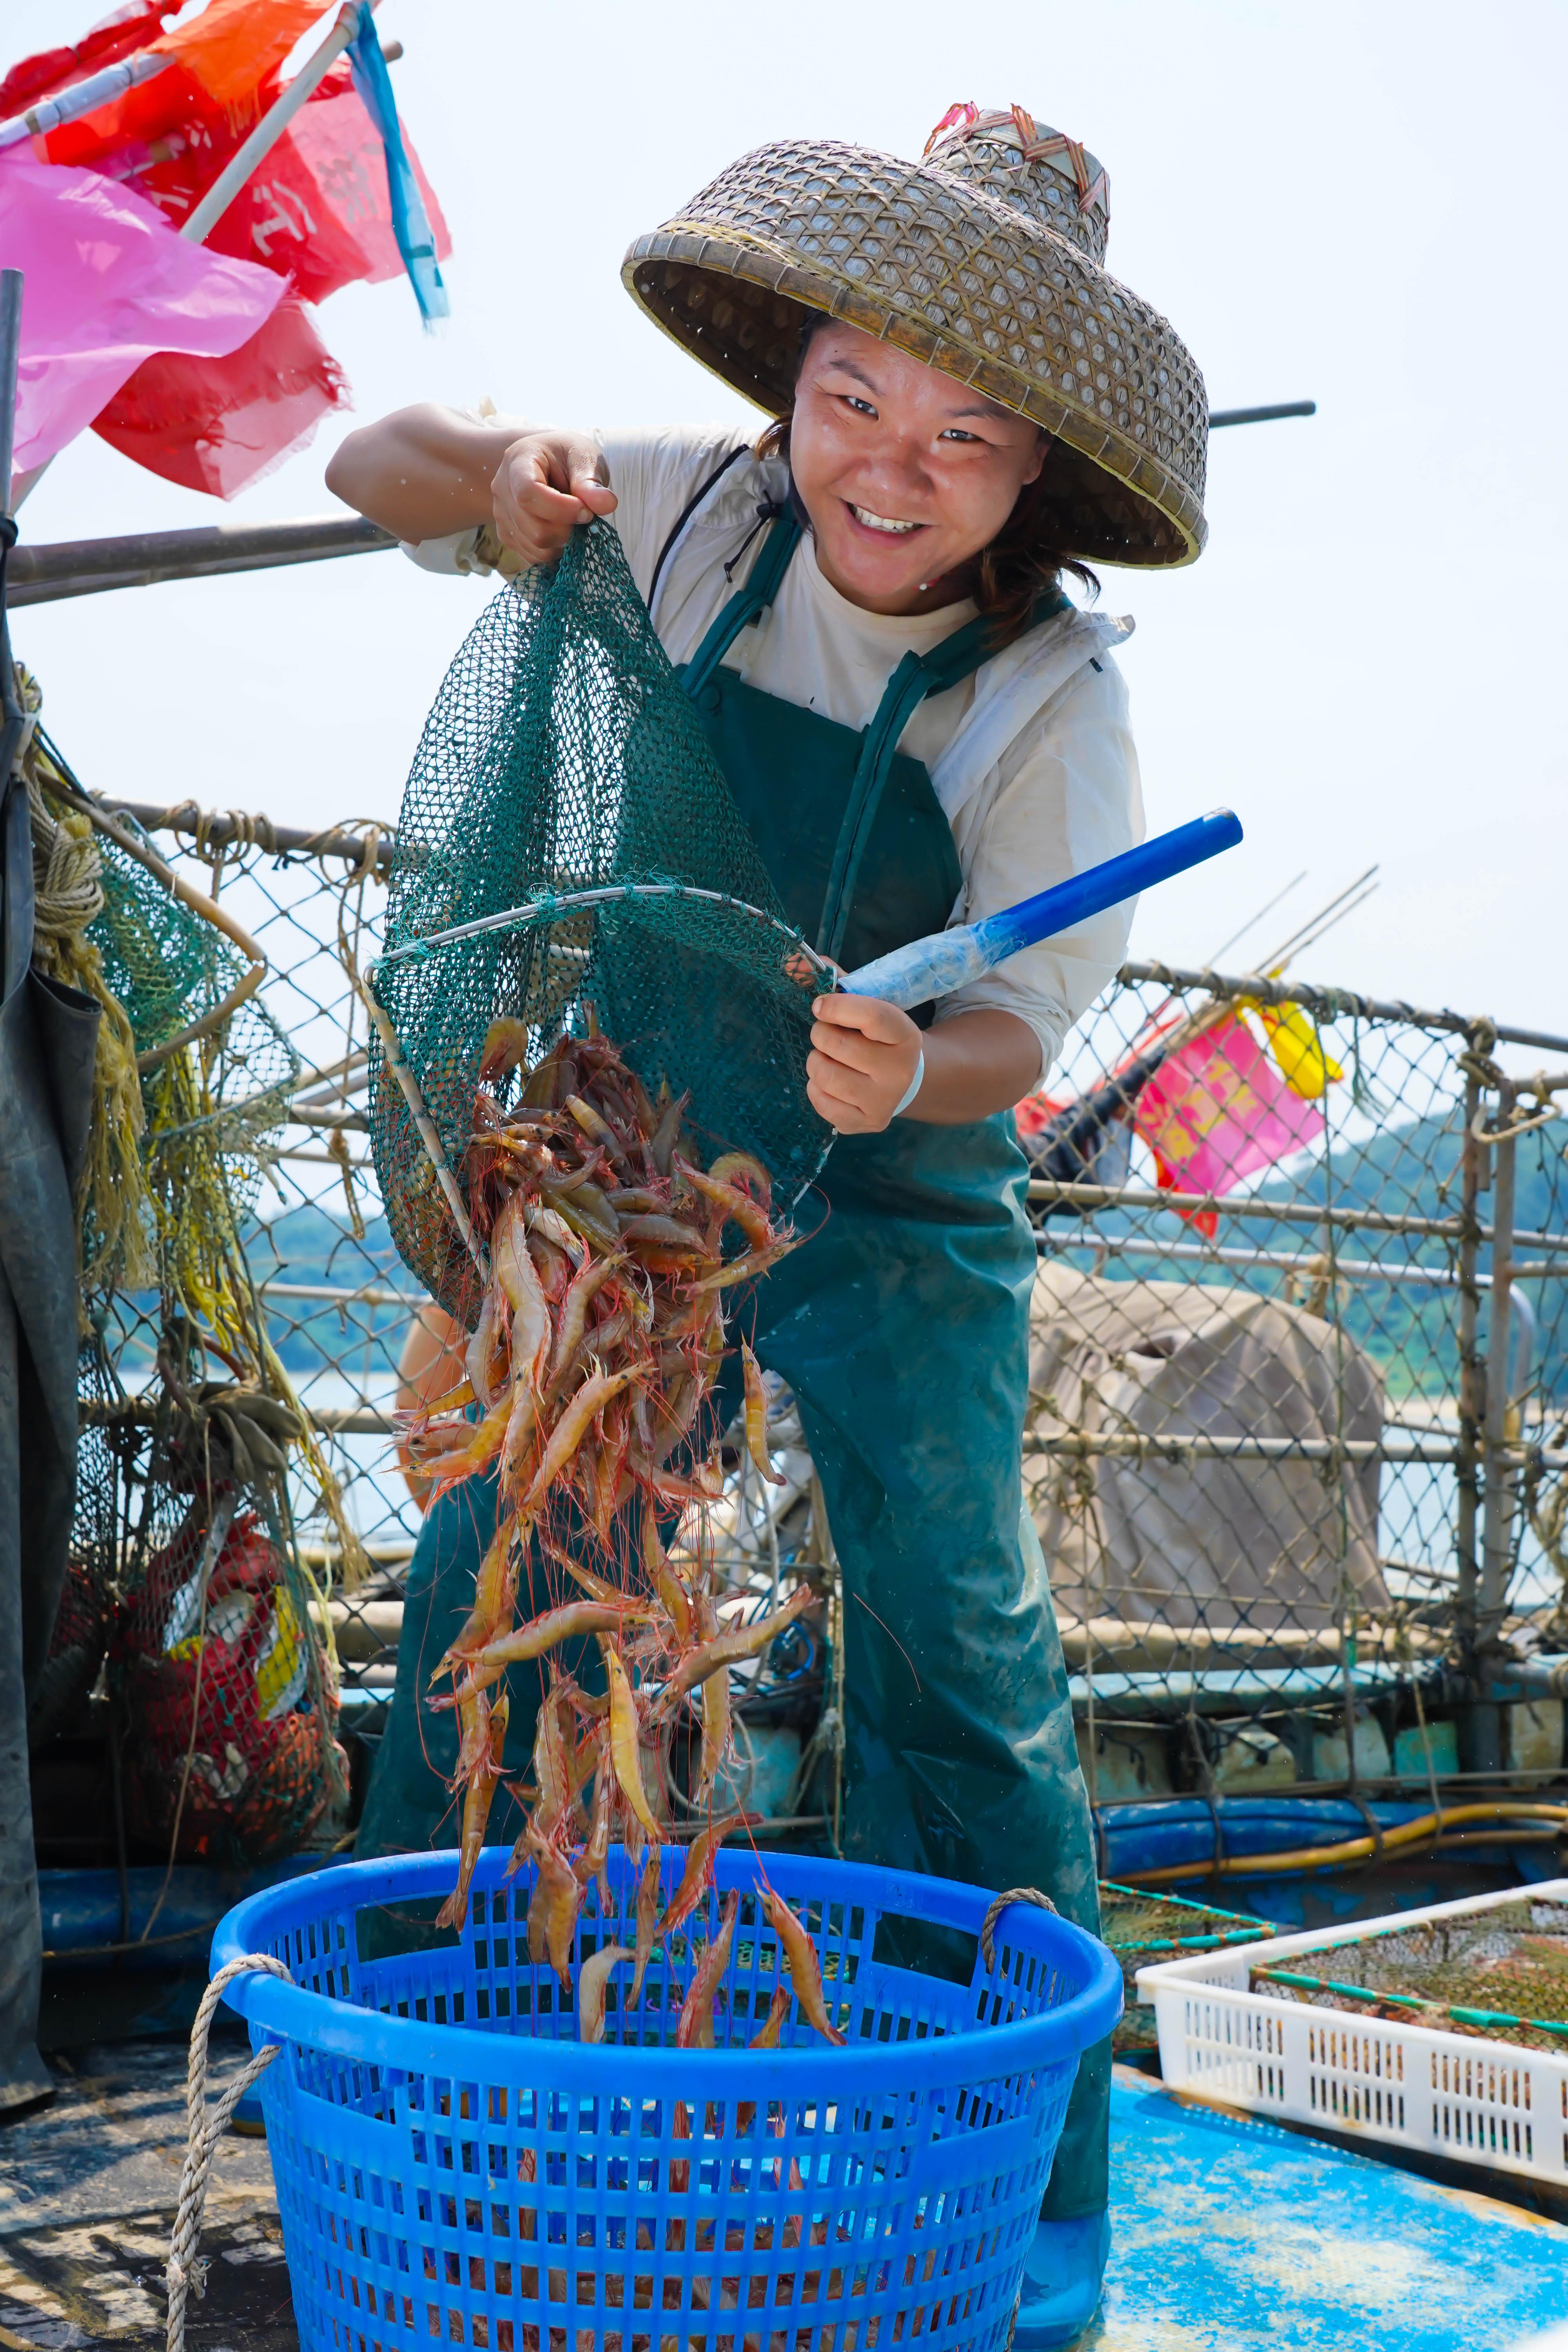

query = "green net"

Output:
[[369, 520, 827, 1318]]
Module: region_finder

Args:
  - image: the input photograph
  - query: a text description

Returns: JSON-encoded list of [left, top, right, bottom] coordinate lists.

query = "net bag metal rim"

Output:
[[211, 1846, 1122, 2093], [372, 880, 838, 983]]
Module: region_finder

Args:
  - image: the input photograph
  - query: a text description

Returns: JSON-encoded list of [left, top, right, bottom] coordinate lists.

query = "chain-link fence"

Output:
[[1025, 961, 1568, 1810], [80, 800, 1568, 1828]]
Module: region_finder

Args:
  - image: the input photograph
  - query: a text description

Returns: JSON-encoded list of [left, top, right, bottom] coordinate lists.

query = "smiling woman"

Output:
[[329, 101, 1207, 2350], [761, 321, 1097, 640]]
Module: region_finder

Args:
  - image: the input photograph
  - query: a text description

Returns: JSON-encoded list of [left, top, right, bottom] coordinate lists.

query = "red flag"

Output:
[[0, 2, 171, 121], [201, 77, 452, 305], [148, 0, 323, 108], [92, 293, 348, 497]]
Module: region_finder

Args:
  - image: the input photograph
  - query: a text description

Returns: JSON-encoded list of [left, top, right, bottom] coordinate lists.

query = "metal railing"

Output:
[[61, 789, 1568, 1815]]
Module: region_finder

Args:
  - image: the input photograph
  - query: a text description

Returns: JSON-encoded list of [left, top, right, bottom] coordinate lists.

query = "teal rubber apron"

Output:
[[359, 511, 1108, 2215]]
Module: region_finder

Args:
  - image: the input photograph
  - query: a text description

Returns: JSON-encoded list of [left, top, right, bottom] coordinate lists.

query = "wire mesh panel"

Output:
[[1022, 962, 1568, 1809], [68, 802, 1568, 1838]]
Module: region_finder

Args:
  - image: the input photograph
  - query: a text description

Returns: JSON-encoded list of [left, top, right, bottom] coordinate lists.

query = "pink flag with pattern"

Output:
[[1131, 1014, 1324, 1195]]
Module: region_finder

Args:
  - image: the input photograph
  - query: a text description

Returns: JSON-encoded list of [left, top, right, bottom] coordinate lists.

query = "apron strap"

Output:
[[817, 592, 1067, 965], [680, 511, 802, 697]]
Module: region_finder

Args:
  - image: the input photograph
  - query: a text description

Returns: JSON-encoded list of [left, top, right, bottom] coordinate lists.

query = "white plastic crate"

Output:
[[1136, 1878, 1568, 2186]]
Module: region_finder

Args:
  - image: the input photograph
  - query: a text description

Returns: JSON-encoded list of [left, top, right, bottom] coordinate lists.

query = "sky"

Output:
[[9, 0, 1568, 1064]]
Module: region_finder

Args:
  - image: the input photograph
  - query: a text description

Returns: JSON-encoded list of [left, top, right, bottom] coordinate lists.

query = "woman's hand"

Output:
[[491, 430, 617, 565], [808, 994, 924, 1132], [807, 998, 1044, 1130]]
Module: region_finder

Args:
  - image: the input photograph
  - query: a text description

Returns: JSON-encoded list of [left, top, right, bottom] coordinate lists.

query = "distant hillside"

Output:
[[1042, 1108, 1568, 1404], [245, 1203, 416, 1377], [1255, 1111, 1568, 1403]]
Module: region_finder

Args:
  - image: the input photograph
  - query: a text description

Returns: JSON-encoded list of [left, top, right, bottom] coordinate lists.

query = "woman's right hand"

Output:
[[491, 430, 617, 565]]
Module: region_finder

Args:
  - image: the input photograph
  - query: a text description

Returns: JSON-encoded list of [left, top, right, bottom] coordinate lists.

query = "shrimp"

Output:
[[491, 1191, 552, 1381], [631, 1849, 662, 2004], [688, 1236, 802, 1293], [431, 1513, 517, 1682], [749, 1985, 791, 2049], [643, 1509, 691, 1645], [566, 1092, 631, 1171], [653, 1585, 812, 1715], [497, 1373, 539, 1506], [646, 1088, 690, 1177], [760, 1887, 846, 2045], [706, 1150, 772, 1209], [659, 1813, 747, 1943], [546, 1542, 621, 1606], [741, 1341, 784, 1486], [517, 1363, 635, 1518], [520, 1683, 572, 1840], [429, 1601, 647, 1704], [577, 1942, 632, 2045], [674, 1156, 775, 1252], [605, 1646, 662, 1849], [436, 1695, 508, 1933], [522, 1200, 585, 1263], [613, 1211, 708, 1254], [404, 1394, 510, 1488], [463, 1283, 511, 1411], [523, 1825, 580, 1990], [697, 1663, 730, 1804], [448, 1678, 492, 1790], [478, 1017, 533, 1085], [544, 1254, 625, 1398], [676, 1890, 739, 2050], [572, 1733, 614, 1907]]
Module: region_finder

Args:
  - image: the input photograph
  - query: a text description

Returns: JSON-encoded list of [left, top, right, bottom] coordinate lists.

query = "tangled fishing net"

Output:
[[369, 518, 828, 1323], [17, 676, 354, 1858]]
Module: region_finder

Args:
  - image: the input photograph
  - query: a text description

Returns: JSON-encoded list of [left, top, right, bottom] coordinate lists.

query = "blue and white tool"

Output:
[[836, 808, 1244, 1007]]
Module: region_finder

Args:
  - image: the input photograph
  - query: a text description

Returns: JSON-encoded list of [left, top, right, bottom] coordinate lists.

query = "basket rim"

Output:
[[212, 1846, 1123, 2095], [1132, 1875, 1568, 2075]]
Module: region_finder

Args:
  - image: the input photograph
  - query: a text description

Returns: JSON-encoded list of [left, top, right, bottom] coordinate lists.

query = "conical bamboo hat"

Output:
[[624, 103, 1208, 568]]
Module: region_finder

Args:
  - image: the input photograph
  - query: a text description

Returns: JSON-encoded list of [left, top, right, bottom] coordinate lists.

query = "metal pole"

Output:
[[8, 514, 395, 606], [0, 269, 23, 506], [1208, 402, 1317, 428], [181, 3, 367, 244], [0, 51, 170, 150], [1479, 1087, 1519, 1667], [1453, 1071, 1483, 1672]]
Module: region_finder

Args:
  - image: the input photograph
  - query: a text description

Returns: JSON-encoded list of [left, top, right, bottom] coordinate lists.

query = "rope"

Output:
[[979, 1886, 1058, 1974], [165, 1952, 292, 2352]]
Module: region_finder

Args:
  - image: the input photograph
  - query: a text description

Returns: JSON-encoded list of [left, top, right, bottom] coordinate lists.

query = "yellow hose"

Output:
[[1117, 1802, 1568, 1886]]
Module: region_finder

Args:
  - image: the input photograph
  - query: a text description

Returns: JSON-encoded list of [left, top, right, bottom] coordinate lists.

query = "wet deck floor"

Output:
[[0, 2046, 1563, 2350]]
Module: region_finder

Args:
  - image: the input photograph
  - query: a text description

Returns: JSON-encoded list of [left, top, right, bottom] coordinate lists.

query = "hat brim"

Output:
[[622, 140, 1207, 570]]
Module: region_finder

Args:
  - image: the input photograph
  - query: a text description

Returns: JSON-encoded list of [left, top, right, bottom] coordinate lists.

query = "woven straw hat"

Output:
[[623, 103, 1207, 568]]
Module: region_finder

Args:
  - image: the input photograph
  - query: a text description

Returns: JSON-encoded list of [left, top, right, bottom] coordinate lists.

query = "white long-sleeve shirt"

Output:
[[404, 423, 1145, 1083]]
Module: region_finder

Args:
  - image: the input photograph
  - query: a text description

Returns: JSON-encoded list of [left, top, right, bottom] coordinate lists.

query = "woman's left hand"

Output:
[[808, 994, 924, 1132]]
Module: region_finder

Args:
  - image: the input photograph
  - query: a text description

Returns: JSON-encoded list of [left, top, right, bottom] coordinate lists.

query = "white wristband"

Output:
[[891, 1048, 926, 1119]]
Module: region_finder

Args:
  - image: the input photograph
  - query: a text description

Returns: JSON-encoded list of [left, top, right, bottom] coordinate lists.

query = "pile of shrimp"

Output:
[[402, 1020, 842, 2055]]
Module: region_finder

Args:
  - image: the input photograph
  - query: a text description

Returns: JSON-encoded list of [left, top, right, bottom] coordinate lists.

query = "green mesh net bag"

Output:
[[369, 520, 828, 1317]]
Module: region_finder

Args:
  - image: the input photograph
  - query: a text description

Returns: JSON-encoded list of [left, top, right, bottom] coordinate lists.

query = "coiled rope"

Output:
[[165, 1953, 292, 2352]]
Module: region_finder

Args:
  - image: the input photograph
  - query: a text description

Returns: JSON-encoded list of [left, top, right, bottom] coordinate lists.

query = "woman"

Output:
[[334, 103, 1206, 2348]]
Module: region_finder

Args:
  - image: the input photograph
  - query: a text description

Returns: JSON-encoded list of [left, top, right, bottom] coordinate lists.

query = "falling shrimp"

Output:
[[760, 1886, 846, 2045], [436, 1695, 508, 1933], [676, 1890, 740, 2050]]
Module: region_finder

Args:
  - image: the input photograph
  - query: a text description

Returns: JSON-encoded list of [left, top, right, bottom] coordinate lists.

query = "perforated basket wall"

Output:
[[1135, 1881, 1568, 2186], [214, 1847, 1120, 2352]]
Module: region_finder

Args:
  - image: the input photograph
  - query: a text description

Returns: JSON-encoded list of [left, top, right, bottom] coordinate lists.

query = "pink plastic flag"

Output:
[[1131, 1014, 1325, 1196], [0, 152, 285, 474]]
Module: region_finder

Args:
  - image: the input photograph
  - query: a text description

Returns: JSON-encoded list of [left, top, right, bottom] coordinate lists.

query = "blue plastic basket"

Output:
[[212, 1845, 1120, 2352]]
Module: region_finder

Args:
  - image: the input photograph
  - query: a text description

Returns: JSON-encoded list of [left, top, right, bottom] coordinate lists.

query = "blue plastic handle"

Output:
[[974, 807, 1243, 962], [839, 808, 1244, 1009]]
